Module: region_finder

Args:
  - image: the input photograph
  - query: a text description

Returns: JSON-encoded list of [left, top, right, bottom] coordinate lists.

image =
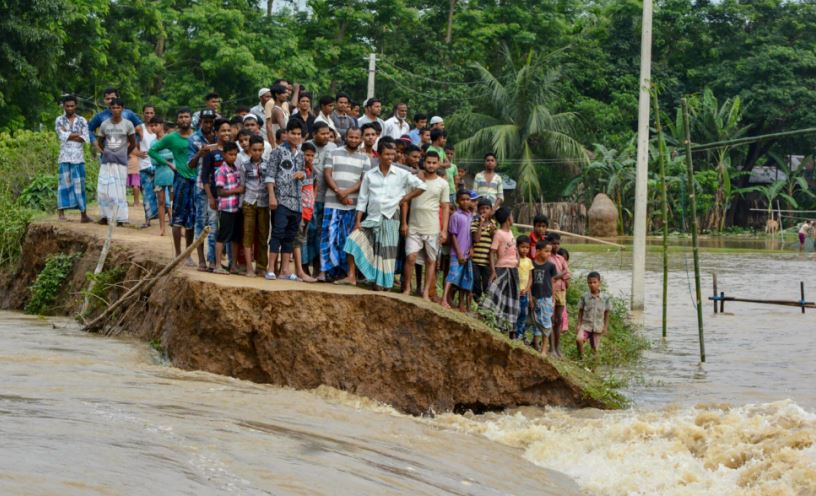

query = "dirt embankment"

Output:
[[1, 219, 614, 414]]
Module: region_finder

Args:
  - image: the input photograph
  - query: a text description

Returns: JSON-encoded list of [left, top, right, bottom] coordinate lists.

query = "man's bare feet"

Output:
[[80, 214, 93, 223], [333, 277, 356, 286], [298, 273, 317, 283], [97, 218, 108, 225], [441, 301, 452, 309], [58, 214, 67, 221]]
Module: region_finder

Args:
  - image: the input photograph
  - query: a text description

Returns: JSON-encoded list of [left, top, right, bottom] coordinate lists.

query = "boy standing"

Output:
[[213, 142, 244, 274], [403, 151, 449, 300], [95, 98, 136, 226], [547, 233, 571, 356], [442, 190, 474, 311], [576, 272, 612, 358], [528, 214, 549, 258], [55, 95, 92, 223], [516, 235, 533, 341], [240, 135, 269, 276], [470, 198, 497, 302], [473, 152, 504, 208], [528, 240, 562, 355], [293, 141, 318, 282], [265, 120, 307, 281], [482, 207, 519, 335]]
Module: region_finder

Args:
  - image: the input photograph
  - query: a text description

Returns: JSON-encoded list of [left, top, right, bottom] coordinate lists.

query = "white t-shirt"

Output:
[[139, 124, 156, 170], [409, 175, 449, 235]]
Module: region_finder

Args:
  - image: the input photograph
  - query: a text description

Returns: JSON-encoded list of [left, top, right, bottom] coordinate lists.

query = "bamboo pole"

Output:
[[682, 98, 706, 363], [654, 93, 669, 337], [81, 205, 117, 317], [712, 273, 718, 314], [801, 281, 806, 314], [514, 224, 625, 248], [690, 127, 816, 152], [83, 227, 210, 333]]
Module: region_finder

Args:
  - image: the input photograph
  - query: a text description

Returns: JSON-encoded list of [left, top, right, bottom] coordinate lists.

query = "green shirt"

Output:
[[148, 131, 194, 179]]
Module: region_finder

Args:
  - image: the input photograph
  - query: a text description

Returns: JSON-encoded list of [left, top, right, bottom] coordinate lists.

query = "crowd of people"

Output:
[[54, 83, 611, 357]]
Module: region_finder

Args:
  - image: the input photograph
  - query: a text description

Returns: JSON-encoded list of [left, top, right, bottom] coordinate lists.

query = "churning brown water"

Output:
[[2, 248, 815, 495]]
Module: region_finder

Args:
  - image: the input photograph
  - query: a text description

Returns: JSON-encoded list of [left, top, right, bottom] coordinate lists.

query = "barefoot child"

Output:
[[470, 198, 497, 303], [148, 117, 174, 236], [576, 271, 612, 358], [293, 142, 318, 282], [482, 207, 519, 336], [240, 135, 269, 276], [558, 247, 570, 335], [528, 214, 548, 258], [516, 235, 533, 342], [442, 190, 474, 310], [548, 233, 571, 356], [528, 239, 564, 354], [213, 142, 244, 274]]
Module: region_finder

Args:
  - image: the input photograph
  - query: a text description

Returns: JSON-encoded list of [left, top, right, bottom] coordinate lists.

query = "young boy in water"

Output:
[[576, 271, 612, 358]]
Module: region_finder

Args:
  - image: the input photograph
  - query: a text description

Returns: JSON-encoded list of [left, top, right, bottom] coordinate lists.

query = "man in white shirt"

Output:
[[250, 87, 271, 123], [336, 137, 425, 289], [357, 98, 385, 129], [382, 102, 411, 140], [137, 104, 159, 227], [55, 94, 91, 222]]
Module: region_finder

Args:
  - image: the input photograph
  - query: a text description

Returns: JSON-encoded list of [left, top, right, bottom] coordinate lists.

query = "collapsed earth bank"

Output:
[[0, 220, 614, 415]]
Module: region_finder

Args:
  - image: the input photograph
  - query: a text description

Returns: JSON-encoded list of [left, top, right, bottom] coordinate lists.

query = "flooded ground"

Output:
[[2, 242, 815, 495]]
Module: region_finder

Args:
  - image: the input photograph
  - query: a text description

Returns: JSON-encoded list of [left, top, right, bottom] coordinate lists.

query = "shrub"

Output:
[[25, 253, 81, 315], [0, 196, 35, 266]]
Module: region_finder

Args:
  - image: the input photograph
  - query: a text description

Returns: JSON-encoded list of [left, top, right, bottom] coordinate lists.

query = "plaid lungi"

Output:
[[57, 162, 86, 211], [343, 217, 400, 289], [482, 267, 520, 332]]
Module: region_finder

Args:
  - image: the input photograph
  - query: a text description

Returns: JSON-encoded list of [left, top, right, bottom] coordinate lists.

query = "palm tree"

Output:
[[454, 47, 588, 203]]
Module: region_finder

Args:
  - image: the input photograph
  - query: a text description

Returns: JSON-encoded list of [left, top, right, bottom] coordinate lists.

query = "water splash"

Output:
[[433, 401, 816, 495]]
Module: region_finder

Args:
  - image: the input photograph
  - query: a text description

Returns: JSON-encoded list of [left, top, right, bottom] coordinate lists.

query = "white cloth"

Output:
[[357, 115, 385, 129], [382, 116, 411, 140], [356, 165, 426, 223], [97, 162, 129, 222], [138, 124, 156, 170]]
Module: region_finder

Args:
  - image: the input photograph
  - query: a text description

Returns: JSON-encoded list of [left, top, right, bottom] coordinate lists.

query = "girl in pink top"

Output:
[[482, 207, 521, 337]]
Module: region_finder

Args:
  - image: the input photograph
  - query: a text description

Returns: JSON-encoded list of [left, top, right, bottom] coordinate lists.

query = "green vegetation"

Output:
[[81, 266, 127, 316], [25, 253, 81, 316]]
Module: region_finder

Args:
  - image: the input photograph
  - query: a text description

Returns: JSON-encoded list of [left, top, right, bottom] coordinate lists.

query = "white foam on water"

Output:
[[433, 401, 816, 496]]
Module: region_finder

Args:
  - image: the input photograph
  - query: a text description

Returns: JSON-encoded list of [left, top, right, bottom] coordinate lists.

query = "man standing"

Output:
[[330, 92, 357, 143], [88, 87, 143, 144], [290, 91, 316, 138], [191, 92, 221, 129], [321, 127, 370, 280], [304, 121, 337, 278], [474, 152, 504, 208], [429, 116, 445, 129], [361, 123, 379, 161], [188, 109, 218, 269], [137, 104, 159, 227], [402, 151, 449, 299], [95, 98, 136, 225], [357, 98, 385, 129], [382, 103, 410, 140], [148, 108, 197, 259], [337, 138, 426, 289], [55, 95, 92, 223], [251, 87, 271, 123], [408, 113, 428, 146]]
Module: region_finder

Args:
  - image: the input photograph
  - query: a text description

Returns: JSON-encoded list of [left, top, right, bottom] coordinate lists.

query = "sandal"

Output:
[[264, 272, 277, 280], [213, 268, 229, 275], [284, 273, 300, 281]]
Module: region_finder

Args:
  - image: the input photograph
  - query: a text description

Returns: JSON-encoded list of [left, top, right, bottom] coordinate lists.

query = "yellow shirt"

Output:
[[518, 257, 534, 293]]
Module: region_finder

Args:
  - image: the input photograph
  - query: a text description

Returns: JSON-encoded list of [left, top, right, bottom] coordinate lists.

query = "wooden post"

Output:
[[81, 205, 117, 317], [720, 291, 724, 313], [713, 273, 718, 314], [682, 98, 706, 363], [801, 281, 806, 314], [654, 93, 669, 338]]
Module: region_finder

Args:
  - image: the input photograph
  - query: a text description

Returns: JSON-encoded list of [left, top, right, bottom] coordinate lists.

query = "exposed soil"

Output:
[[0, 211, 611, 414]]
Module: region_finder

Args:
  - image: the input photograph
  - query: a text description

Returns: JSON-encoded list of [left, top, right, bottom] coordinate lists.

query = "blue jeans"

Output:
[[194, 187, 218, 264], [516, 293, 529, 339], [140, 168, 158, 222]]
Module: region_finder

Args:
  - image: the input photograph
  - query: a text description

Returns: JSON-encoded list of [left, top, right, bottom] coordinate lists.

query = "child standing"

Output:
[[576, 271, 612, 358], [213, 142, 244, 274], [528, 239, 562, 355], [547, 233, 571, 356], [240, 135, 269, 277], [442, 190, 474, 311], [293, 141, 318, 282], [557, 247, 570, 335], [515, 235, 533, 341], [470, 198, 497, 302], [483, 207, 519, 336], [528, 214, 549, 258]]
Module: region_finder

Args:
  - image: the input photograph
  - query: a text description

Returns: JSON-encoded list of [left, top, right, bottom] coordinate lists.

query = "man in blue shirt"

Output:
[[87, 87, 143, 143]]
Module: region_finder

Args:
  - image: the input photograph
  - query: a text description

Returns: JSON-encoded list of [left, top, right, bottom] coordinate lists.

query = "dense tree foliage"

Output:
[[3, 0, 815, 229]]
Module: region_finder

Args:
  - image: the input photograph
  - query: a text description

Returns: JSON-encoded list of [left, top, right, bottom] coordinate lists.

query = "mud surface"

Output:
[[0, 216, 606, 414]]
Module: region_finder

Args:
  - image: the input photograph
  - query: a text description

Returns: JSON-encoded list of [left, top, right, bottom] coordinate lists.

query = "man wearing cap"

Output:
[[191, 92, 221, 129], [429, 115, 445, 129], [251, 88, 271, 123], [357, 98, 385, 129], [382, 102, 410, 140]]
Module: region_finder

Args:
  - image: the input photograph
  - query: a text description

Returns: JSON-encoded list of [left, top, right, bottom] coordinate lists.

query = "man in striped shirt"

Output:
[[320, 127, 371, 280]]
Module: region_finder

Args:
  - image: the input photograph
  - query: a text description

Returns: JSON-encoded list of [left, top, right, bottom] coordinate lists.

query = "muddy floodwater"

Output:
[[2, 245, 816, 495]]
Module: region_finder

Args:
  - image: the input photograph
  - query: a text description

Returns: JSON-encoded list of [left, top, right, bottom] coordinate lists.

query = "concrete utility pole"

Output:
[[367, 53, 376, 100], [631, 0, 653, 311]]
